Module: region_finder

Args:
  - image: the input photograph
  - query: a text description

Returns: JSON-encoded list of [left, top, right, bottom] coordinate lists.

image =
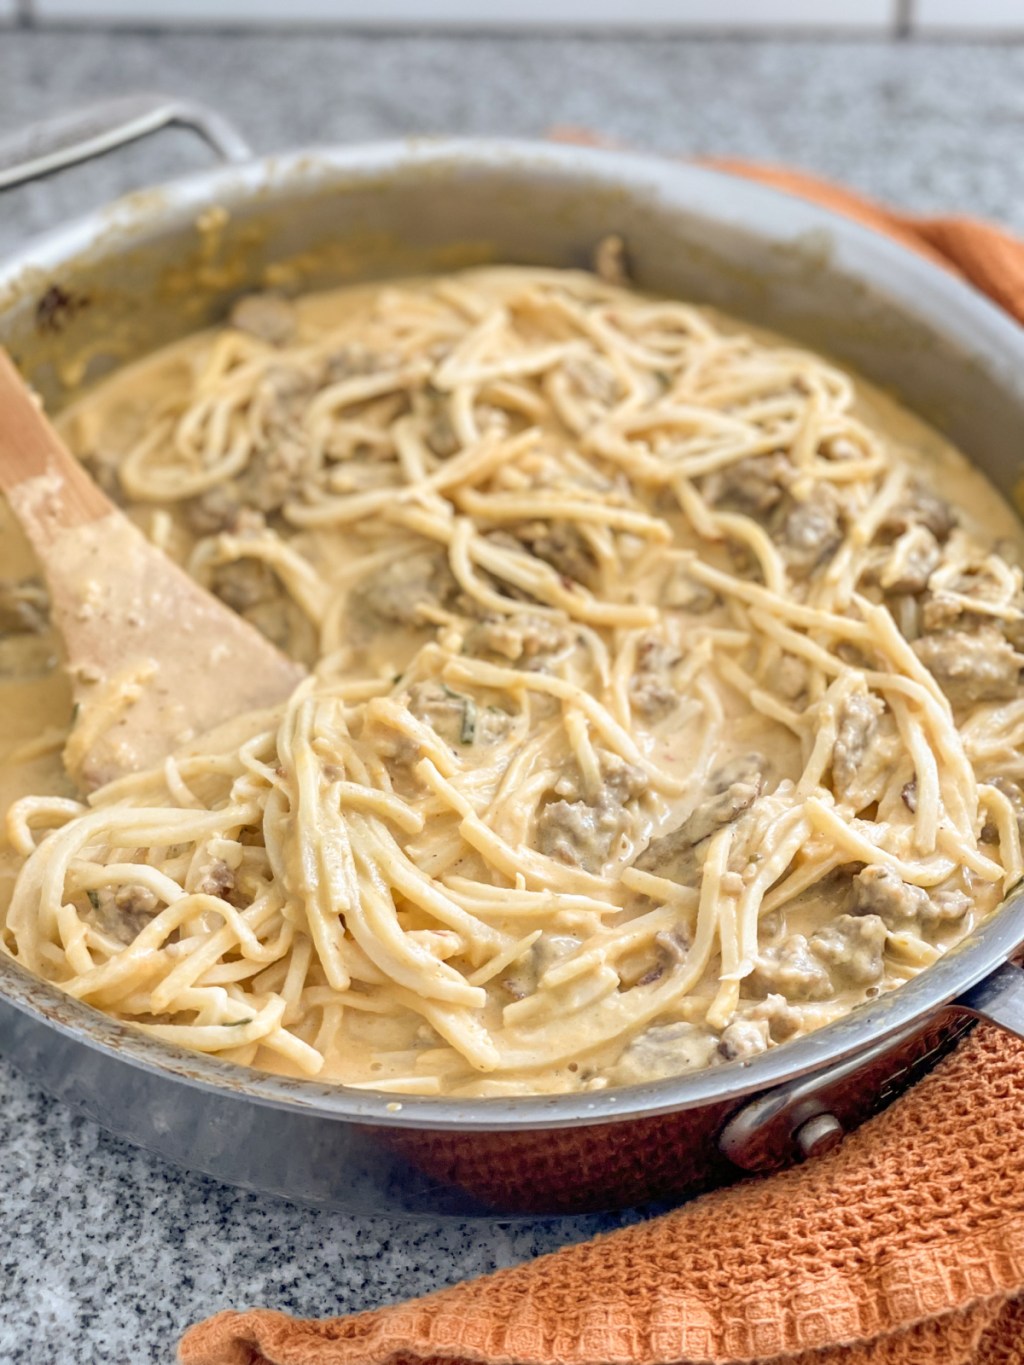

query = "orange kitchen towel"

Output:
[[179, 166, 1024, 1365]]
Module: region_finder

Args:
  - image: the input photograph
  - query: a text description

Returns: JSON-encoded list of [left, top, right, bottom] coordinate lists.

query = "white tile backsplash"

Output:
[[915, 0, 1024, 30], [31, 0, 895, 28]]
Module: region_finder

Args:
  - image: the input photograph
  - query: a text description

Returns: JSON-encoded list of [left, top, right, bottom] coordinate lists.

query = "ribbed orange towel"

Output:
[[179, 164, 1024, 1365]]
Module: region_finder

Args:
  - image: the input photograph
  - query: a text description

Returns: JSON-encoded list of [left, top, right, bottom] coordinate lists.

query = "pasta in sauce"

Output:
[[2, 264, 1024, 1097]]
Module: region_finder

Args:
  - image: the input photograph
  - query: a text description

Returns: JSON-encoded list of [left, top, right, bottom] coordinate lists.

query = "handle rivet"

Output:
[[794, 1112, 844, 1160]]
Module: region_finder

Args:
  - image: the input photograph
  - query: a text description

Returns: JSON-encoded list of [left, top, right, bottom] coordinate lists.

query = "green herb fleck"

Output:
[[226, 1018, 253, 1028], [460, 697, 477, 744], [86, 890, 100, 911]]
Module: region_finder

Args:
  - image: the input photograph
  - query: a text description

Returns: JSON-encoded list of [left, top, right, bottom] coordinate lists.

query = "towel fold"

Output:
[[179, 161, 1024, 1365]]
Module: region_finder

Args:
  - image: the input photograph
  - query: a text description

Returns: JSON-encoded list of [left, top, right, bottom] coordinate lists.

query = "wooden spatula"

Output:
[[0, 350, 305, 791]]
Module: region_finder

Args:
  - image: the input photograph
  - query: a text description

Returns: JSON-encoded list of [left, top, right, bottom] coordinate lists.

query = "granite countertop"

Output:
[[1, 27, 1023, 1365]]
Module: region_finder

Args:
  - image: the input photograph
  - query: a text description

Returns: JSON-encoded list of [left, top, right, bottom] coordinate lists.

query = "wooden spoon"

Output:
[[0, 350, 305, 791]]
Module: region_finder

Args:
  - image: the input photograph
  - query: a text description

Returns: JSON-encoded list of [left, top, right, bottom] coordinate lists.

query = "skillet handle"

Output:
[[718, 960, 1024, 1174], [0, 94, 252, 191]]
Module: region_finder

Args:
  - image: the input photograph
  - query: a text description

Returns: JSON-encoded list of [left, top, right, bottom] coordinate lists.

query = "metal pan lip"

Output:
[[5, 893, 1023, 1132], [3, 135, 1024, 1133]]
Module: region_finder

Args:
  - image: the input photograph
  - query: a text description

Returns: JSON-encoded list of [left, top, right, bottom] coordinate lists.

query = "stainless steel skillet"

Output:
[[1, 95, 1023, 1217]]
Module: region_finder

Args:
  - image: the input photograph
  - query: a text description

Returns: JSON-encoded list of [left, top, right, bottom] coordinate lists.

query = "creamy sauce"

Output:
[[2, 266, 1022, 1097]]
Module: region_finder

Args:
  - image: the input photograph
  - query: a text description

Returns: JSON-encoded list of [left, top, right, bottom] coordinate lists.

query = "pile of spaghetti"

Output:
[[5, 265, 1024, 1096]]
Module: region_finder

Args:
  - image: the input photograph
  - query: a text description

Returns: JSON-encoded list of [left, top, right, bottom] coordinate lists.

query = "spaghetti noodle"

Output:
[[2, 263, 1023, 1096]]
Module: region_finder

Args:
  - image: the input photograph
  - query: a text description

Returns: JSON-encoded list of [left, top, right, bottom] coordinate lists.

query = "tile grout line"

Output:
[[23, 0, 897, 27], [895, 0, 915, 38]]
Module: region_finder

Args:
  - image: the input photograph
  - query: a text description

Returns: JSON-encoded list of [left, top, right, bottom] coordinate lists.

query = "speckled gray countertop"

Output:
[[2, 27, 1024, 1365]]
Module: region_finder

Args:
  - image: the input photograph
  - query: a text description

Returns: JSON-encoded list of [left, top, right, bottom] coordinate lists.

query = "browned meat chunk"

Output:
[[921, 556, 1023, 636], [832, 691, 886, 795], [617, 926, 691, 990], [462, 612, 571, 664], [198, 859, 235, 899], [537, 798, 625, 873], [563, 353, 620, 406], [86, 882, 161, 945], [751, 934, 834, 1001], [238, 439, 315, 517], [717, 1016, 770, 1061], [852, 865, 929, 927], [913, 627, 1024, 706], [592, 233, 630, 287], [325, 343, 393, 380], [699, 752, 766, 817], [194, 858, 246, 907], [921, 595, 974, 635], [608, 1022, 718, 1085], [703, 454, 791, 518], [636, 753, 765, 879], [875, 525, 941, 595], [628, 635, 681, 720], [557, 350, 625, 438], [704, 457, 840, 576], [878, 484, 956, 543], [500, 933, 581, 1001], [229, 293, 297, 347], [210, 558, 277, 615], [748, 993, 803, 1041], [600, 754, 648, 804], [929, 887, 973, 921], [197, 370, 317, 517], [849, 865, 966, 930], [0, 576, 55, 677], [208, 557, 316, 659], [780, 485, 842, 577], [262, 366, 317, 427], [185, 486, 249, 537], [0, 577, 48, 636], [809, 913, 887, 987], [512, 521, 597, 587], [347, 551, 459, 633], [537, 754, 646, 873]]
